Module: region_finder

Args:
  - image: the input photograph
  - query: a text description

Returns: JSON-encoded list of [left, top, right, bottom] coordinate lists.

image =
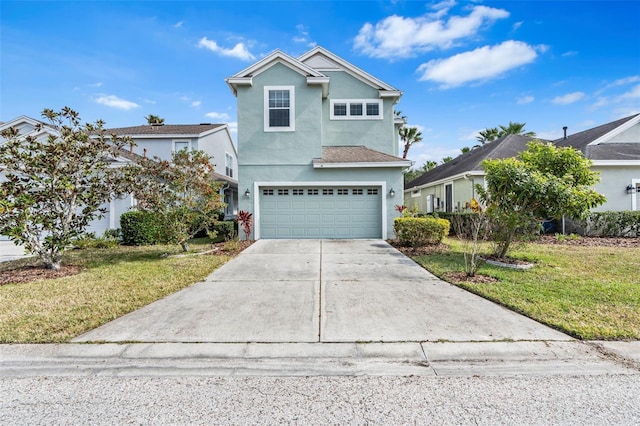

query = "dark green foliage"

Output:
[[120, 211, 163, 246], [394, 217, 450, 247], [573, 211, 640, 237], [212, 220, 236, 241]]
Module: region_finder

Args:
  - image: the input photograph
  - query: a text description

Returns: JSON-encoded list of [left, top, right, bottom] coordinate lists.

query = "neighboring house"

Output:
[[404, 113, 640, 213], [104, 123, 239, 219], [0, 115, 136, 241], [226, 46, 410, 239], [553, 113, 640, 212]]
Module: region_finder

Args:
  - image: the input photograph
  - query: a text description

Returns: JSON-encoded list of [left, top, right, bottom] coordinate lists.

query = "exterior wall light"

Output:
[[389, 188, 395, 197], [244, 188, 251, 197], [626, 184, 637, 194]]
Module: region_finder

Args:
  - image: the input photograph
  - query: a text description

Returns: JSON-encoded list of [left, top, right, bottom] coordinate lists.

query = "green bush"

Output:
[[394, 217, 450, 247], [212, 220, 237, 241], [72, 232, 119, 249], [580, 211, 640, 237], [120, 211, 163, 246]]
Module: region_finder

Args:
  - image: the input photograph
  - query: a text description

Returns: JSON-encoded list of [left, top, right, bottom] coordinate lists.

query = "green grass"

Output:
[[0, 238, 232, 343], [412, 238, 640, 340]]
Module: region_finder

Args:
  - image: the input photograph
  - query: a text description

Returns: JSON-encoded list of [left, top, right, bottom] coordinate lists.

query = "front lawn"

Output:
[[412, 238, 640, 340], [0, 239, 233, 343]]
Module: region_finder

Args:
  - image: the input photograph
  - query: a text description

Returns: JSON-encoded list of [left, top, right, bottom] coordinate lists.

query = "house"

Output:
[[225, 46, 410, 239], [404, 113, 640, 213], [0, 115, 136, 240], [104, 123, 239, 219]]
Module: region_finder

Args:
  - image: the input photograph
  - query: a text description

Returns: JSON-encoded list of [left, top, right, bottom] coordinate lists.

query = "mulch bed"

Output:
[[443, 271, 499, 284], [0, 265, 82, 286], [536, 235, 640, 247]]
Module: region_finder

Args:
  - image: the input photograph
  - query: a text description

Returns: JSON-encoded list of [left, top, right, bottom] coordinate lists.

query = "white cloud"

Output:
[[517, 95, 535, 104], [512, 21, 523, 31], [173, 21, 184, 28], [561, 50, 578, 57], [552, 92, 586, 105], [197, 37, 255, 61], [191, 101, 201, 107], [417, 40, 539, 88], [618, 83, 640, 100], [95, 95, 139, 110], [88, 82, 103, 88], [354, 5, 509, 59], [205, 111, 230, 121], [293, 24, 316, 47]]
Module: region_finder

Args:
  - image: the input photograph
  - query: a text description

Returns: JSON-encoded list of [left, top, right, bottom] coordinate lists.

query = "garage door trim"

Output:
[[253, 181, 387, 239]]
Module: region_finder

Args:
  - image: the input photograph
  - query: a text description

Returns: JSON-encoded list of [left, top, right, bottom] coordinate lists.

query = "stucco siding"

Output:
[[321, 71, 397, 155], [592, 166, 640, 211], [237, 63, 323, 165]]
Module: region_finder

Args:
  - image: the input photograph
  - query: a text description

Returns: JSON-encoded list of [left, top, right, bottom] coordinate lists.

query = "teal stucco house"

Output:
[[226, 47, 410, 240]]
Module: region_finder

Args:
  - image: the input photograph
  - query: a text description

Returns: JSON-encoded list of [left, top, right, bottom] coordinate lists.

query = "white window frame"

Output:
[[264, 85, 295, 132], [330, 99, 383, 120], [225, 152, 234, 178], [411, 189, 421, 198], [426, 194, 434, 213], [173, 139, 191, 152]]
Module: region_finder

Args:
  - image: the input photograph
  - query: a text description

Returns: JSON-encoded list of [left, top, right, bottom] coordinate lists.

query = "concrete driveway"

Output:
[[74, 240, 568, 344]]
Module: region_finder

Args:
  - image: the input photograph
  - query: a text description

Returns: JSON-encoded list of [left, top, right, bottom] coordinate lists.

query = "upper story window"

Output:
[[173, 140, 191, 152], [330, 99, 383, 120], [264, 86, 295, 132], [225, 153, 234, 178]]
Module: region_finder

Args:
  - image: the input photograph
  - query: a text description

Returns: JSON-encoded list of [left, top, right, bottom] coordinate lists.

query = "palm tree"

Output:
[[421, 160, 437, 172], [498, 121, 535, 138], [145, 114, 165, 125], [460, 146, 471, 154], [475, 122, 536, 147], [441, 156, 453, 164], [400, 126, 423, 159], [475, 127, 499, 146]]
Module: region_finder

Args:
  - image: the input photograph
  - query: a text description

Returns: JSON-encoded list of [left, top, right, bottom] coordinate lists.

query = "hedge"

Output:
[[569, 211, 640, 237], [120, 210, 163, 246], [394, 217, 450, 247]]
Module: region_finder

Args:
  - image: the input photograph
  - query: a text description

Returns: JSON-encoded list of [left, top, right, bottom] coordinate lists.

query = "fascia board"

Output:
[[592, 160, 640, 166], [588, 114, 640, 146], [313, 161, 411, 169], [404, 171, 485, 192]]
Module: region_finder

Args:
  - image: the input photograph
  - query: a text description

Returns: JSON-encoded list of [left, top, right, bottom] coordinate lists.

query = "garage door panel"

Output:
[[259, 186, 381, 239]]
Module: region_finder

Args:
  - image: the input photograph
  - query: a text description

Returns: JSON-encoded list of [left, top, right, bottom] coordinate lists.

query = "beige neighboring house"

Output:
[[404, 113, 640, 213]]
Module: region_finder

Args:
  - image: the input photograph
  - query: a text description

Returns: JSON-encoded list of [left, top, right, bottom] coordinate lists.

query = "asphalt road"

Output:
[[2, 374, 639, 425]]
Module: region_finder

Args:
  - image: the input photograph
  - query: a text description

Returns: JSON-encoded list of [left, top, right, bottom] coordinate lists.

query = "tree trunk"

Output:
[[180, 241, 189, 252]]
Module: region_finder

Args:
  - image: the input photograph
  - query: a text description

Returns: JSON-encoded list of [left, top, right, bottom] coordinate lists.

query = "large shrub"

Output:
[[394, 217, 450, 247], [569, 211, 640, 237], [120, 211, 163, 246]]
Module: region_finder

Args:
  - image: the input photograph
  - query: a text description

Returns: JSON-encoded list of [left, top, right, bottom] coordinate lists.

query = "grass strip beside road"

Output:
[[412, 239, 640, 340], [0, 239, 231, 343]]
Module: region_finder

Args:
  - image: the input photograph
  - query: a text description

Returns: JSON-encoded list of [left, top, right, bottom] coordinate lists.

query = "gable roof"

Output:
[[553, 113, 640, 160], [313, 145, 411, 168], [225, 46, 400, 100], [104, 123, 225, 138], [298, 46, 401, 97], [405, 134, 538, 190]]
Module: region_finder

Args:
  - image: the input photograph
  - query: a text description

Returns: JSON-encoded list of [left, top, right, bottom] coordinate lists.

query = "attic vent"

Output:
[[199, 123, 211, 125]]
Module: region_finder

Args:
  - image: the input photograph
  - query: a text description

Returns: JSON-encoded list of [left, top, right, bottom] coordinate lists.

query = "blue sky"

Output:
[[1, 0, 639, 169]]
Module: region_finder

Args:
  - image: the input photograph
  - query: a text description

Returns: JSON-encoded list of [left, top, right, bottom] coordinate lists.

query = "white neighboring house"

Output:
[[0, 117, 239, 242], [0, 115, 136, 241], [103, 123, 238, 220]]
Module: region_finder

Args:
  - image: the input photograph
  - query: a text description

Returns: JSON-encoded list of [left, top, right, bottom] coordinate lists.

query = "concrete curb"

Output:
[[1, 340, 637, 377]]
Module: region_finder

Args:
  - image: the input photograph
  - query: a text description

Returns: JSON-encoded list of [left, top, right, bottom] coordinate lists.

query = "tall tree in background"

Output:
[[403, 160, 438, 185], [0, 107, 134, 269], [145, 114, 164, 125], [476, 122, 535, 146], [400, 126, 423, 159]]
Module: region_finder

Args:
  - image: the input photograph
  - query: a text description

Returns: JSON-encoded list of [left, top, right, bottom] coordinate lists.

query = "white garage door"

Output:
[[259, 186, 382, 239]]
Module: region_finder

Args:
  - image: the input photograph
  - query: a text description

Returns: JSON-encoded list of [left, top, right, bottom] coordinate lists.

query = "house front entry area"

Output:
[[258, 186, 382, 239]]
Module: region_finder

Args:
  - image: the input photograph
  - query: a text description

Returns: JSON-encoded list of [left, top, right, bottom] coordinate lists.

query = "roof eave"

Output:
[[313, 161, 411, 169]]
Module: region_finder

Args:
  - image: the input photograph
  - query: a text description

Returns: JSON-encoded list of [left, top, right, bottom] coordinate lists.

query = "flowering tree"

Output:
[[0, 107, 134, 270], [133, 149, 224, 251]]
